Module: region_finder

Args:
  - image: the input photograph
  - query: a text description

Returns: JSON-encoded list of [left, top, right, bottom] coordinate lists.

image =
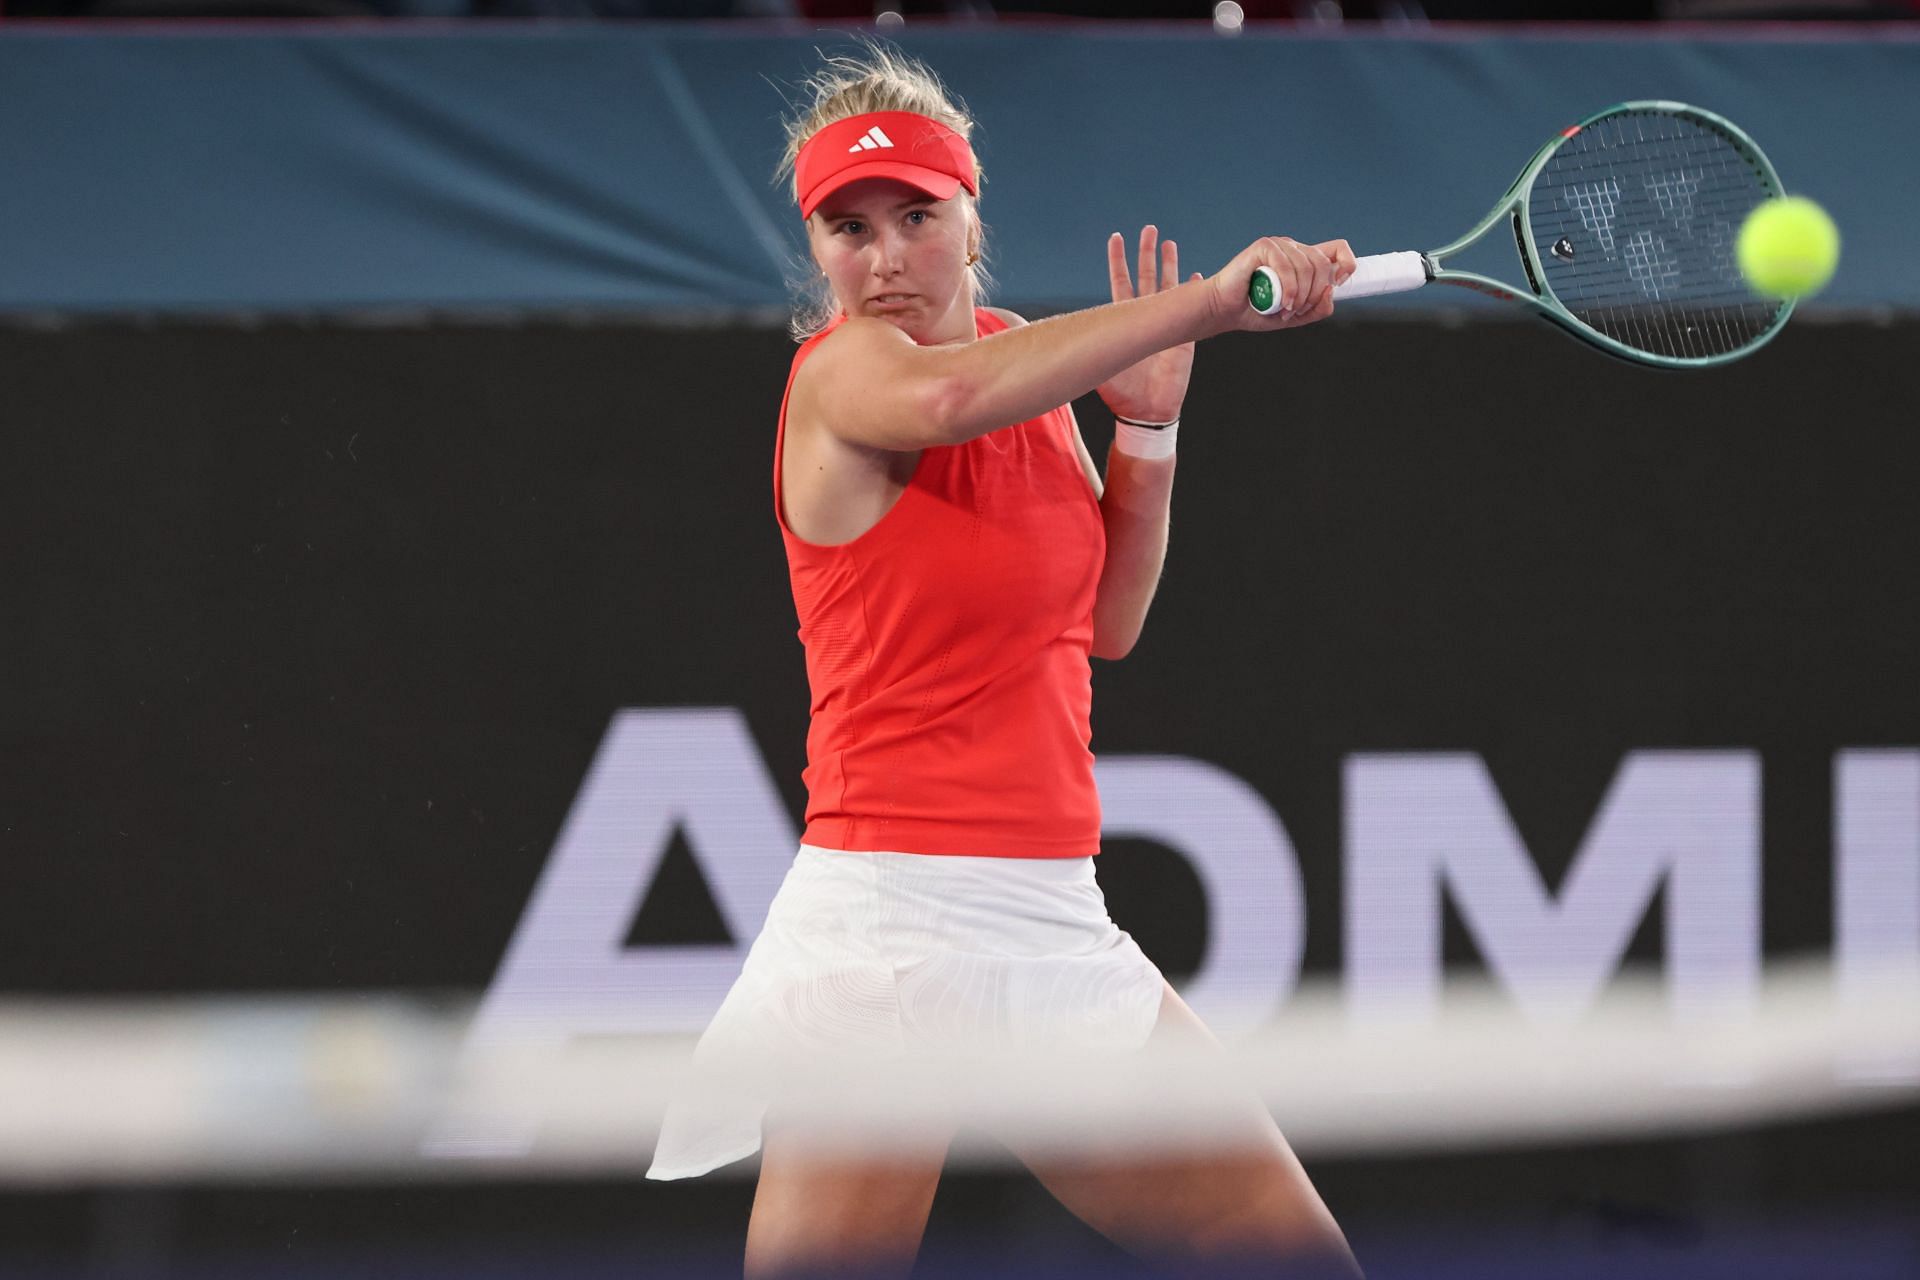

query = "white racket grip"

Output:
[[1333, 251, 1430, 300]]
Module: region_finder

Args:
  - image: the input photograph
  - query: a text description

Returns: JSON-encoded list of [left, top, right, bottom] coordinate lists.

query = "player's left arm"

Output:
[[983, 302, 1171, 662], [1081, 226, 1193, 662], [1069, 403, 1172, 662]]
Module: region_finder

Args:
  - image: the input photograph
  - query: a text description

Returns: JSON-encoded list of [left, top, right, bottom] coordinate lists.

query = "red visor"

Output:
[[795, 111, 978, 219]]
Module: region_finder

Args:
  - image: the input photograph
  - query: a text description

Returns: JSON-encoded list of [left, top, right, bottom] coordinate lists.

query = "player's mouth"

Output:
[[867, 293, 917, 311]]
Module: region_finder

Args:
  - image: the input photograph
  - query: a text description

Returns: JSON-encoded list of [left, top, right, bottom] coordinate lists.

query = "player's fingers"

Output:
[[1301, 239, 1335, 311], [1286, 237, 1331, 313], [1108, 232, 1135, 302], [1137, 225, 1159, 296], [1281, 237, 1322, 315], [1313, 238, 1357, 286], [1290, 245, 1336, 322], [1313, 249, 1344, 312], [1293, 288, 1336, 326], [1261, 236, 1304, 315], [1161, 237, 1178, 294]]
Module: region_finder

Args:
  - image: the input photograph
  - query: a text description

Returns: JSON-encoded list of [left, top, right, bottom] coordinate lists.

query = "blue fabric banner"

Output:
[[1, 26, 1913, 314]]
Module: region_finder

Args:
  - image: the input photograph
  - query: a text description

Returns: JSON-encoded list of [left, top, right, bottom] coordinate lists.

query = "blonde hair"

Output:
[[776, 41, 991, 341]]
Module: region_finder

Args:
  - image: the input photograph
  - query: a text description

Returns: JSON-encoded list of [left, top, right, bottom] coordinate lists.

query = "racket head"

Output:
[[1508, 102, 1792, 368]]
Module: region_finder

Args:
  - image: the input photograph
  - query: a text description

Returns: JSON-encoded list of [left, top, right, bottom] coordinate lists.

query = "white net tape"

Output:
[[3, 958, 1915, 1184]]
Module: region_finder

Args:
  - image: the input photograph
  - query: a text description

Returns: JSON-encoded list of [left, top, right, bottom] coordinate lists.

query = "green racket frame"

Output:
[[1433, 101, 1791, 368], [1250, 101, 1795, 369]]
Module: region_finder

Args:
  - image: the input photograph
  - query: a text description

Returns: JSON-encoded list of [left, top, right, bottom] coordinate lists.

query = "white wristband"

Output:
[[1114, 417, 1178, 460]]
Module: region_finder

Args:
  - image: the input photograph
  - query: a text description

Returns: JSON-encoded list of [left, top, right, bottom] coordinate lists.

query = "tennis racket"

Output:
[[1249, 101, 1793, 368]]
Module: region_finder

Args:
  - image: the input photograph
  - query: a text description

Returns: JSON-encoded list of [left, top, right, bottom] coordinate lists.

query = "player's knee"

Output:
[[746, 1144, 944, 1280], [1176, 1173, 1361, 1277], [745, 1202, 926, 1280]]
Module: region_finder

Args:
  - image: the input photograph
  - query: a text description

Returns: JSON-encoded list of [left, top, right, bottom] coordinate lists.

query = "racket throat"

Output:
[[1511, 212, 1545, 297]]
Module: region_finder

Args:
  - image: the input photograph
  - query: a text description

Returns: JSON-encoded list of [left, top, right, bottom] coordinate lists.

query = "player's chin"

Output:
[[874, 312, 925, 340]]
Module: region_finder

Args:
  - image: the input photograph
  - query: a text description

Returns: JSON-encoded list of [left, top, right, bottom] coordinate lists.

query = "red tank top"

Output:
[[774, 310, 1105, 858]]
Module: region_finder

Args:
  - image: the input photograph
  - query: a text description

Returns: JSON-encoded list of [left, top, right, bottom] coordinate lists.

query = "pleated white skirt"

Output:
[[645, 845, 1166, 1180]]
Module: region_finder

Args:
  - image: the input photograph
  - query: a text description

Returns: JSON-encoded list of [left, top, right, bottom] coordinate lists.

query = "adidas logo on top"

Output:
[[848, 126, 896, 153]]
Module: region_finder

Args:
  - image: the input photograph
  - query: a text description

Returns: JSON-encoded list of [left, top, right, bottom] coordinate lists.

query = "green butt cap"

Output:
[[1248, 268, 1276, 314]]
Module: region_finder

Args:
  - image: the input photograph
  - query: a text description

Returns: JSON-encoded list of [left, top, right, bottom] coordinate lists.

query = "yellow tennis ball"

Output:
[[1737, 196, 1840, 299]]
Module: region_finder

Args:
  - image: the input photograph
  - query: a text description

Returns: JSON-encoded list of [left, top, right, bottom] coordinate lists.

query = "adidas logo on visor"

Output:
[[847, 126, 896, 153]]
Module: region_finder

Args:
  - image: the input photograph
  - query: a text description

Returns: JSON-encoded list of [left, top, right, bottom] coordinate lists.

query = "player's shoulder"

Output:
[[980, 306, 1029, 330], [801, 315, 913, 369], [790, 317, 914, 415]]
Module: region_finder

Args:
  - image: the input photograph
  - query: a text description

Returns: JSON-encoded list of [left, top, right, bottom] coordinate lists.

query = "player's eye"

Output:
[[906, 210, 929, 225], [836, 220, 865, 235]]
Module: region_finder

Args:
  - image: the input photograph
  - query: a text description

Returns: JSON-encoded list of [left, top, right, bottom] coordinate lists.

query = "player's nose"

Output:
[[870, 232, 906, 275]]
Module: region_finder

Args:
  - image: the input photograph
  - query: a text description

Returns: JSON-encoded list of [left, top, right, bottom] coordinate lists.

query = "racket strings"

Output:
[[1529, 108, 1786, 361]]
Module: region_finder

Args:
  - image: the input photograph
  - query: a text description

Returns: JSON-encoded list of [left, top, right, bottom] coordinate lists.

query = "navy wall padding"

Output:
[[1, 26, 1914, 314]]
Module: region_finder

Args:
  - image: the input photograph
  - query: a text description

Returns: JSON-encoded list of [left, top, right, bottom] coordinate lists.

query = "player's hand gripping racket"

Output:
[[1249, 102, 1793, 367]]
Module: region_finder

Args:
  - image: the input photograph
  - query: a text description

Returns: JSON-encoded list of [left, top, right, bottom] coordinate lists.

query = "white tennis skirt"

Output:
[[645, 845, 1166, 1180]]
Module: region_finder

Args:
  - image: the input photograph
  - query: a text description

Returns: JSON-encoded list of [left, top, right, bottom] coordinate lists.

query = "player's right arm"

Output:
[[788, 235, 1352, 453]]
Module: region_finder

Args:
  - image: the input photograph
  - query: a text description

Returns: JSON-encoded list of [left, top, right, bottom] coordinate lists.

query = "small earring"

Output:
[[966, 251, 980, 266]]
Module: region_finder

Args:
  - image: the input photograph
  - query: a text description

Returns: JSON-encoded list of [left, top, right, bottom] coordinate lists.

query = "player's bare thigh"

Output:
[[1004, 982, 1362, 1276], [744, 1113, 953, 1280]]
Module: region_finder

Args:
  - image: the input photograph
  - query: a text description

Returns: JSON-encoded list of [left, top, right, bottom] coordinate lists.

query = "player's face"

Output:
[[808, 179, 977, 343]]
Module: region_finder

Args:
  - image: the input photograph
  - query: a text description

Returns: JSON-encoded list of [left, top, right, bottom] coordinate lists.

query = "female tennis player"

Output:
[[648, 45, 1361, 1280]]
